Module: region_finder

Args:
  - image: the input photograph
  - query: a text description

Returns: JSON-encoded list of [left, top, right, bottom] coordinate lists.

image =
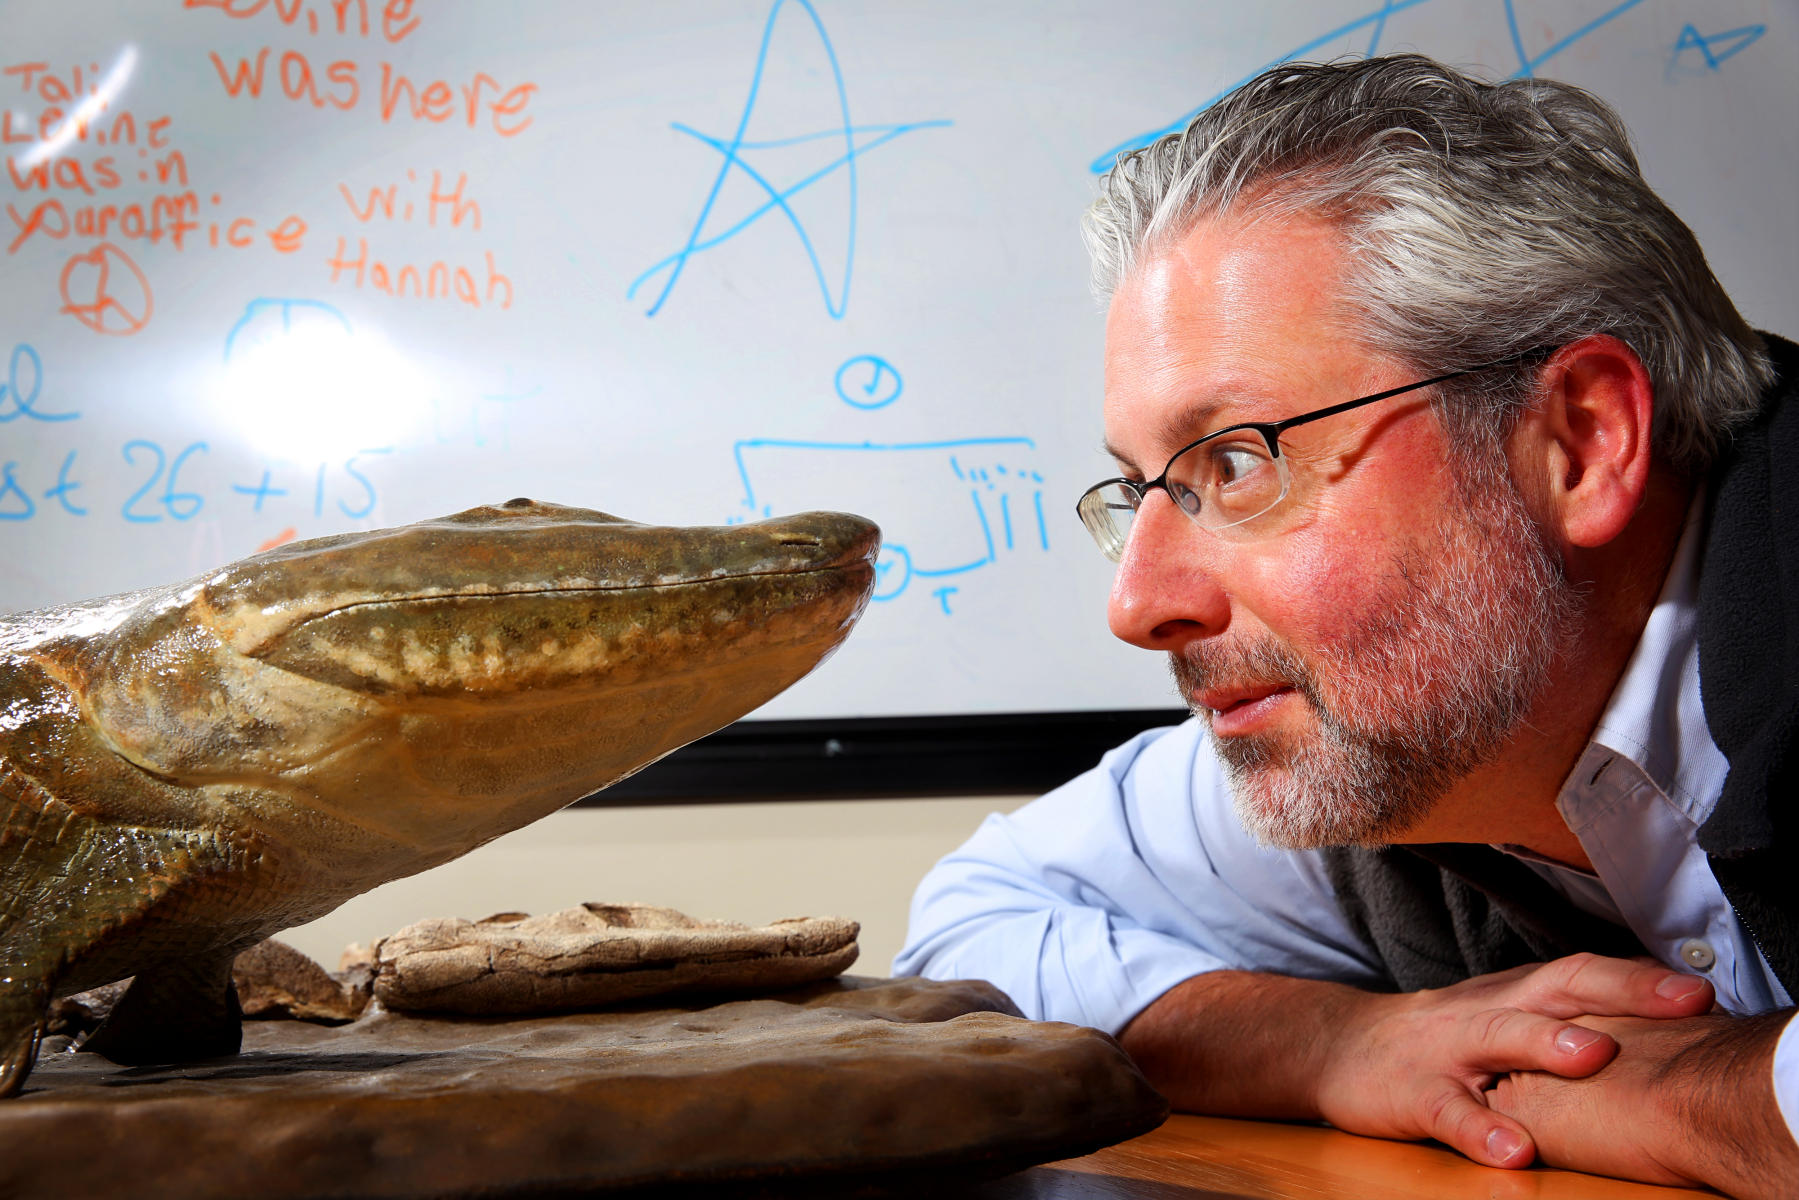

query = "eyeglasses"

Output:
[[1076, 349, 1549, 561]]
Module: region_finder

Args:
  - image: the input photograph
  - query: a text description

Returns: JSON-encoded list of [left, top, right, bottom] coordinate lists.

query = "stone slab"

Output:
[[374, 902, 861, 1014], [0, 976, 1167, 1198]]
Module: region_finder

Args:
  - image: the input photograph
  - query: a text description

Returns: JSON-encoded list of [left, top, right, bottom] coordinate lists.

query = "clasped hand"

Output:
[[1310, 952, 1796, 1192]]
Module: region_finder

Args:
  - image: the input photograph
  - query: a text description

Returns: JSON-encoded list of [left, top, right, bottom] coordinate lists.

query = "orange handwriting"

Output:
[[338, 168, 478, 229], [6, 192, 304, 256], [325, 236, 512, 309], [8, 148, 186, 195], [183, 0, 418, 43], [208, 48, 357, 109], [1, 108, 172, 149], [4, 61, 109, 105], [206, 48, 533, 136], [58, 241, 153, 335], [7, 155, 120, 194], [7, 193, 196, 253], [258, 527, 299, 552]]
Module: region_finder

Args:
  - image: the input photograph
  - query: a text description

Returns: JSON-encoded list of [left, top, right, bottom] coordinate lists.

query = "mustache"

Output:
[[1169, 637, 1321, 712]]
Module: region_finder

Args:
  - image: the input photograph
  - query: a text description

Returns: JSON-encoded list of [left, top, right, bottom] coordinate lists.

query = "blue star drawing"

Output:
[[1669, 22, 1766, 75], [628, 0, 951, 319], [1090, 0, 1660, 173]]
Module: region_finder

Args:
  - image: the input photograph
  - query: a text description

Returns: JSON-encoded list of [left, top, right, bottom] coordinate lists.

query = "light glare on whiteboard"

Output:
[[17, 47, 138, 170], [211, 323, 432, 462]]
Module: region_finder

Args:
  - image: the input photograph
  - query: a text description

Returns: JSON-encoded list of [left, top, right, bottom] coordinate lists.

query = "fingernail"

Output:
[[1656, 973, 1706, 1001], [1555, 1026, 1604, 1055], [1486, 1127, 1527, 1164]]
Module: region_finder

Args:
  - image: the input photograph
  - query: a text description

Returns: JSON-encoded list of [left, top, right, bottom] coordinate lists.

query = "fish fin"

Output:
[[80, 951, 243, 1066], [0, 1005, 44, 1099], [0, 771, 189, 1090]]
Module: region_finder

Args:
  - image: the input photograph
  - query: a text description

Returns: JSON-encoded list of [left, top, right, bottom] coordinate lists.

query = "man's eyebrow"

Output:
[[1099, 436, 1138, 475], [1102, 396, 1230, 475]]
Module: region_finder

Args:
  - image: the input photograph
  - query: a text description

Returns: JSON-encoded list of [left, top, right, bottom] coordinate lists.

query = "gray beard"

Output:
[[1172, 471, 1582, 849]]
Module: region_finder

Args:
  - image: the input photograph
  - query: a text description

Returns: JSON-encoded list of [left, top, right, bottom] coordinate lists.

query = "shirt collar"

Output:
[[1586, 488, 1729, 824]]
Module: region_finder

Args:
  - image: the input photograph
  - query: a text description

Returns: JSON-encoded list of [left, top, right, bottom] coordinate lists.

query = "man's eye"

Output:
[[1211, 445, 1268, 485]]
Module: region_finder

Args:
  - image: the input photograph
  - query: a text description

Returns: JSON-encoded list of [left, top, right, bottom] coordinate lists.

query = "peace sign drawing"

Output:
[[59, 242, 154, 337]]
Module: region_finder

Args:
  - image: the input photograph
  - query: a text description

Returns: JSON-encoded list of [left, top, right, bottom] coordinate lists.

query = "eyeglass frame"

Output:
[[1076, 346, 1554, 558]]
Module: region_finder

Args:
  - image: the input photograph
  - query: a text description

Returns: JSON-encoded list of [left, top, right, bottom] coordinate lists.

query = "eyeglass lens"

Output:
[[1078, 430, 1290, 560]]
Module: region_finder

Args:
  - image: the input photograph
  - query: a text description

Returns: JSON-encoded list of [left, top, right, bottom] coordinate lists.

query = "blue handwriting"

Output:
[[835, 354, 902, 409], [1670, 23, 1766, 74], [1091, 0, 1657, 173], [0, 463, 34, 520], [122, 440, 208, 524], [0, 443, 393, 526], [729, 436, 1049, 610], [316, 449, 389, 519], [223, 298, 353, 362], [0, 343, 78, 423], [628, 0, 950, 318]]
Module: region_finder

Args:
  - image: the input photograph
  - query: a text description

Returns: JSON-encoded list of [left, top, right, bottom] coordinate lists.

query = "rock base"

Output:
[[1, 976, 1167, 1198]]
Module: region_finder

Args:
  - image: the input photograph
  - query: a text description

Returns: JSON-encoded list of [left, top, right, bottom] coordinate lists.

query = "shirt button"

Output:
[[1679, 938, 1716, 971]]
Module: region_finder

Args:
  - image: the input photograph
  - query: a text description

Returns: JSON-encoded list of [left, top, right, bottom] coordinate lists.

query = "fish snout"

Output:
[[757, 511, 881, 575], [224, 506, 879, 702]]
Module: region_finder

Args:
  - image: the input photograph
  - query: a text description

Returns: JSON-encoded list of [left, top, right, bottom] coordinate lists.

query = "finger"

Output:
[[1515, 953, 1714, 1019], [1422, 1084, 1536, 1169], [1462, 1007, 1619, 1078]]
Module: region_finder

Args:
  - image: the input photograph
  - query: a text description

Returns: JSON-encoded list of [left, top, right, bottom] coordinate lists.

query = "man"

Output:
[[895, 55, 1798, 1198]]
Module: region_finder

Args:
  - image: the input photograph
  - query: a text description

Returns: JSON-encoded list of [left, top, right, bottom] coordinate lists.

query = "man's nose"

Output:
[[1107, 491, 1230, 652]]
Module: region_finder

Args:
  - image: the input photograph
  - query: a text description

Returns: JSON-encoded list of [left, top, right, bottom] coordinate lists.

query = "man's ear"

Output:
[[1512, 334, 1656, 549]]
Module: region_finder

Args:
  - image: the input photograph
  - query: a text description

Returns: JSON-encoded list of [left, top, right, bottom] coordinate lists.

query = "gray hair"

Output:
[[1083, 55, 1771, 473]]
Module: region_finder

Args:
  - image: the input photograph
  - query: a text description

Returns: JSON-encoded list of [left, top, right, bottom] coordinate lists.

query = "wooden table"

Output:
[[961, 1114, 1718, 1198]]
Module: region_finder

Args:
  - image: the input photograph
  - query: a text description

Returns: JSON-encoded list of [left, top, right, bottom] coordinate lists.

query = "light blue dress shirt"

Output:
[[895, 495, 1799, 1141]]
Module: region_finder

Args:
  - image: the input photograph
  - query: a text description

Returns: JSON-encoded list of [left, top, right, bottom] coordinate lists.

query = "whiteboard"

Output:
[[2, 0, 1794, 721]]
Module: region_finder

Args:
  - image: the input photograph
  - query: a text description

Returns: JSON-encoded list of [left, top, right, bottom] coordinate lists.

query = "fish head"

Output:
[[60, 501, 878, 855]]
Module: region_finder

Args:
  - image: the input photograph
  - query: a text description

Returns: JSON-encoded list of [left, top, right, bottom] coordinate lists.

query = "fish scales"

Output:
[[0, 501, 878, 1096]]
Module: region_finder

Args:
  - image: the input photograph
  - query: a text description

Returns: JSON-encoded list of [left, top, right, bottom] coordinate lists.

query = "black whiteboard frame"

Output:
[[580, 708, 1192, 804]]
